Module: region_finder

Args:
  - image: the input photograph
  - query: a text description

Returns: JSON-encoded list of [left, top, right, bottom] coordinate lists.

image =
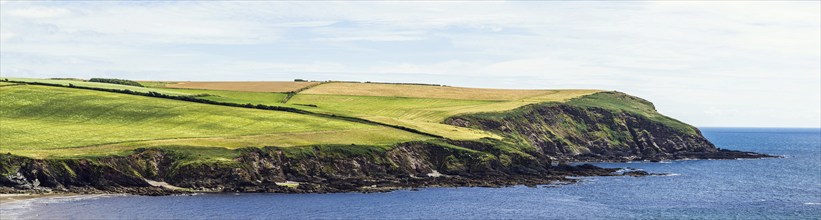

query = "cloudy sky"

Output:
[[1, 1, 819, 128]]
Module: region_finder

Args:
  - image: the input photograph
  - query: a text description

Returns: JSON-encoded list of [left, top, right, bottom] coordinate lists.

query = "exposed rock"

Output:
[[1, 142, 647, 195], [622, 170, 650, 177]]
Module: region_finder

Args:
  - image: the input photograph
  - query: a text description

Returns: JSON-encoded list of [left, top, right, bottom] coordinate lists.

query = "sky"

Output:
[[0, 1, 819, 128]]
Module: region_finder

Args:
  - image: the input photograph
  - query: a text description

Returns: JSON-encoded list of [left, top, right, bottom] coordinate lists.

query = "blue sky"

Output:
[[1, 1, 819, 128]]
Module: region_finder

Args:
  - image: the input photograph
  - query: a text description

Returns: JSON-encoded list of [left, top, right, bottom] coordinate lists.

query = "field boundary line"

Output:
[[0, 83, 24, 87], [7, 80, 445, 139], [281, 81, 326, 103]]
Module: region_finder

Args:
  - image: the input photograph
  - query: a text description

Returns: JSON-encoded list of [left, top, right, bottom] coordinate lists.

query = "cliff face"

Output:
[[445, 92, 741, 162], [3, 143, 614, 194], [167, 143, 497, 192]]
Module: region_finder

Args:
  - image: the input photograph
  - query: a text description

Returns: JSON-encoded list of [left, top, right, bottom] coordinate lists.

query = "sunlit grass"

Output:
[[287, 90, 598, 139], [4, 77, 193, 95], [0, 85, 426, 158], [6, 77, 291, 106], [8, 129, 429, 159], [156, 81, 319, 93], [301, 82, 599, 101]]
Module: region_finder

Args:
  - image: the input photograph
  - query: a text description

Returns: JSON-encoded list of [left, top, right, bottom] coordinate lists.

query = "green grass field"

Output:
[[289, 90, 600, 123], [0, 82, 19, 86], [4, 77, 195, 96], [287, 89, 599, 139], [6, 77, 291, 105], [5, 78, 597, 140], [0, 85, 428, 159], [149, 81, 319, 93], [300, 82, 591, 101], [172, 88, 289, 105]]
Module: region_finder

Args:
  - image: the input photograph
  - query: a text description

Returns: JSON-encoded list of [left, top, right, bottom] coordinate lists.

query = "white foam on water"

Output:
[[804, 202, 821, 205], [41, 194, 120, 204], [1, 198, 38, 220], [0, 194, 124, 220]]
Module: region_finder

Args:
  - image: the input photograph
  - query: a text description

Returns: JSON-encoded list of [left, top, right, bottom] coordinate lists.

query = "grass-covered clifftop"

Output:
[[566, 92, 698, 135], [2, 77, 768, 194], [445, 92, 712, 160]]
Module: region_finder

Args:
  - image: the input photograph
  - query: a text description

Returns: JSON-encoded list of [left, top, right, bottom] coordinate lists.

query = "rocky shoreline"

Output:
[[1, 148, 774, 196], [568, 148, 780, 163], [0, 164, 651, 196]]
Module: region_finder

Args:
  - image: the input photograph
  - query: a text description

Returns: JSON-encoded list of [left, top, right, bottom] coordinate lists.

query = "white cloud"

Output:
[[5, 6, 70, 19], [0, 31, 14, 41], [0, 1, 818, 127]]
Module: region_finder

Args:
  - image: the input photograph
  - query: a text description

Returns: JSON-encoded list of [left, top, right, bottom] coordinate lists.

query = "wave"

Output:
[[804, 202, 821, 206], [0, 194, 123, 220]]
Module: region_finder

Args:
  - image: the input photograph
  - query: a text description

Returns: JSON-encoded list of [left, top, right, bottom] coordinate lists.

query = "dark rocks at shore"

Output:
[[0, 186, 177, 196], [567, 149, 777, 163], [0, 141, 775, 196], [622, 170, 650, 176], [1, 140, 774, 196], [0, 166, 753, 196], [683, 148, 781, 160], [0, 158, 664, 196]]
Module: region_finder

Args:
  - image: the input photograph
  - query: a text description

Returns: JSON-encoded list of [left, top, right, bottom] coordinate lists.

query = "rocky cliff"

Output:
[[1, 142, 628, 194], [445, 91, 768, 162]]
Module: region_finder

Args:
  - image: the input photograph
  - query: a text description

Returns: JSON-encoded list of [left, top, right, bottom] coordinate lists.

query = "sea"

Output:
[[2, 127, 819, 219]]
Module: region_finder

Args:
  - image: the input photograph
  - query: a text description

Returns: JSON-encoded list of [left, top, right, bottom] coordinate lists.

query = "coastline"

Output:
[[0, 177, 596, 205], [0, 157, 786, 204], [1, 151, 776, 197]]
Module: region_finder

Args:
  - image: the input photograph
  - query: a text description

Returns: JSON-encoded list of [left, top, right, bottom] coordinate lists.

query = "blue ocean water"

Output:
[[2, 128, 819, 219]]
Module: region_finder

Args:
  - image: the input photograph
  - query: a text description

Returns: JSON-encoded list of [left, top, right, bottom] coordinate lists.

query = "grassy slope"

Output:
[[301, 82, 594, 101], [289, 83, 599, 139], [290, 89, 600, 122], [162, 81, 319, 93], [444, 92, 700, 155], [0, 85, 428, 159], [6, 78, 595, 140], [141, 81, 291, 104], [7, 77, 291, 105], [5, 77, 193, 96], [566, 92, 698, 135], [173, 88, 288, 105], [288, 94, 501, 139]]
